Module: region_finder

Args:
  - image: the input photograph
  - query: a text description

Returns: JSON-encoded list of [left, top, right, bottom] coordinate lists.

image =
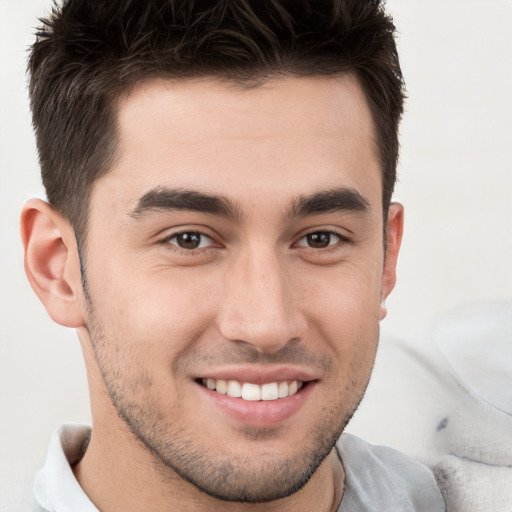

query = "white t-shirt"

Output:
[[32, 424, 445, 512]]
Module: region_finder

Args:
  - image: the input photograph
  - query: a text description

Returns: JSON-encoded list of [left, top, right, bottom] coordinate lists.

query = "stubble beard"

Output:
[[83, 299, 372, 504]]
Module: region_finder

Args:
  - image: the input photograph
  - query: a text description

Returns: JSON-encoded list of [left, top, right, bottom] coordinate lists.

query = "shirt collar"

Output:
[[33, 424, 98, 512]]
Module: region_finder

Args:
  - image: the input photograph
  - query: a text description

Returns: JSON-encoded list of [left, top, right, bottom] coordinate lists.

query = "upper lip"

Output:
[[196, 366, 317, 385]]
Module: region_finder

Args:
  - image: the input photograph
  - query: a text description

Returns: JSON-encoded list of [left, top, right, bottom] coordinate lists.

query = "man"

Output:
[[21, 0, 445, 510]]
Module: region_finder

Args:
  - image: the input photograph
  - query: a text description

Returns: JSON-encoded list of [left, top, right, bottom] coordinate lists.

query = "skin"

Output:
[[21, 75, 403, 512]]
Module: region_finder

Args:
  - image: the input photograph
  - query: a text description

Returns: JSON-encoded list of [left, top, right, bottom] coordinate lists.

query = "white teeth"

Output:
[[261, 382, 279, 401], [227, 380, 242, 398], [216, 380, 227, 394], [203, 379, 303, 401], [242, 383, 261, 401]]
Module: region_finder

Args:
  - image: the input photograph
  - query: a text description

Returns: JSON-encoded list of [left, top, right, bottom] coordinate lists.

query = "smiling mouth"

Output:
[[199, 378, 305, 401]]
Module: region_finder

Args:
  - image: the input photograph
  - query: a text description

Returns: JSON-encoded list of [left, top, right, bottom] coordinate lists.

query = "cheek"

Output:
[[297, 262, 382, 368], [298, 260, 383, 324], [87, 265, 220, 363]]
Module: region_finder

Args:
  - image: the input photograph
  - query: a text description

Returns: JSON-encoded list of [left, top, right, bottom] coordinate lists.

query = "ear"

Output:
[[380, 202, 404, 320], [20, 199, 85, 328]]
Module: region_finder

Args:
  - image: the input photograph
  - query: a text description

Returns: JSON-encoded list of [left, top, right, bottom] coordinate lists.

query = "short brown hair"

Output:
[[28, 0, 405, 239]]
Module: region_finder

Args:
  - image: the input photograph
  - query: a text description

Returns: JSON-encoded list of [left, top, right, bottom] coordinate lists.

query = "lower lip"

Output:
[[197, 381, 315, 427]]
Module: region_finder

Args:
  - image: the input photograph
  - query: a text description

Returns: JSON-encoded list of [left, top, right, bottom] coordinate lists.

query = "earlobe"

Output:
[[21, 199, 85, 328], [380, 202, 404, 320]]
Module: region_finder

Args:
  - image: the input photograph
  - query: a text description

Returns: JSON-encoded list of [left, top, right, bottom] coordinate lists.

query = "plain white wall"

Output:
[[1, 0, 511, 509]]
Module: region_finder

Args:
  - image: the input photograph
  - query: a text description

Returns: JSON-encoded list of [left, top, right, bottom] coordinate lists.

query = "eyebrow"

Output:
[[129, 187, 242, 221], [129, 185, 369, 222], [286, 187, 370, 219]]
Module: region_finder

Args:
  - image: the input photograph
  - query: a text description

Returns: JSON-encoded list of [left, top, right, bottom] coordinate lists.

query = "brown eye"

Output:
[[296, 231, 342, 249], [169, 232, 212, 250], [307, 232, 331, 248]]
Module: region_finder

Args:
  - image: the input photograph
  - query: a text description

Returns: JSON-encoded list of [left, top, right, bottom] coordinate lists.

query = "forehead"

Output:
[[93, 75, 381, 214], [118, 74, 374, 137]]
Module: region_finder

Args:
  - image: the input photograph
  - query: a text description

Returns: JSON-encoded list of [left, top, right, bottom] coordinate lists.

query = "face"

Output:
[[78, 76, 401, 502]]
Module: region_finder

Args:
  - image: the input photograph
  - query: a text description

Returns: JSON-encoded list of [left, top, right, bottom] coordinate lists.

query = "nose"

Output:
[[217, 246, 307, 353]]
